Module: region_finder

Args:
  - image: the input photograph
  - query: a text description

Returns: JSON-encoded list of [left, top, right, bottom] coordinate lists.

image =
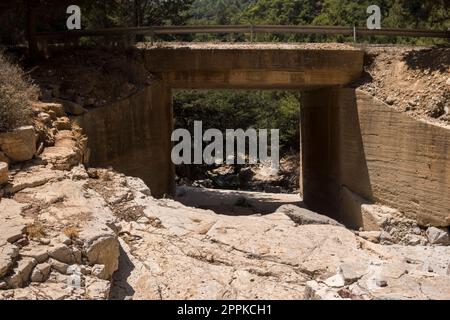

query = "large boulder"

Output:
[[0, 242, 20, 279], [0, 126, 36, 162], [54, 99, 86, 116]]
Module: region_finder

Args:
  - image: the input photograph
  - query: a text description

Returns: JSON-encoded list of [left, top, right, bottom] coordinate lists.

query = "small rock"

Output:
[[0, 281, 8, 290], [87, 168, 100, 179], [408, 100, 417, 107], [324, 274, 345, 288], [48, 244, 74, 264], [380, 231, 394, 244], [54, 117, 71, 131], [0, 243, 20, 278], [137, 216, 150, 225], [446, 78, 450, 88], [361, 204, 399, 231], [85, 277, 111, 299], [84, 235, 119, 280], [0, 162, 8, 185], [39, 238, 51, 245], [15, 238, 29, 247], [358, 231, 381, 243], [348, 283, 369, 298], [67, 265, 82, 275], [57, 235, 72, 246], [30, 262, 51, 282], [340, 262, 368, 285], [376, 279, 388, 288], [91, 264, 109, 280], [48, 258, 69, 274], [403, 234, 427, 246], [69, 165, 89, 181], [126, 177, 151, 196], [385, 96, 396, 105], [38, 112, 52, 125], [80, 266, 91, 275], [426, 227, 450, 245]]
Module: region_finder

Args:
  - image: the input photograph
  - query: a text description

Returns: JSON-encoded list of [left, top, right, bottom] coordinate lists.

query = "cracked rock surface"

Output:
[[1, 165, 449, 300]]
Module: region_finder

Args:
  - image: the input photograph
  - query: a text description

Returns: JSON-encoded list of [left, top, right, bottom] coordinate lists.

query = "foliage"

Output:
[[173, 90, 301, 152], [186, 0, 449, 44], [0, 52, 36, 132]]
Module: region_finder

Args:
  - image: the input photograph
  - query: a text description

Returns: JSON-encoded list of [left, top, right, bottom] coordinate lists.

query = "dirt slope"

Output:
[[357, 46, 449, 126]]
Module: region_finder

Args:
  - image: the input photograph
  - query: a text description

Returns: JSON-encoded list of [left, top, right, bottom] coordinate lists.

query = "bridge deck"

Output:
[[140, 42, 364, 89]]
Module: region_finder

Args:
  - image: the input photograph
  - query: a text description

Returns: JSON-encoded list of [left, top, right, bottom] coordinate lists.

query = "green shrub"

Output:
[[0, 52, 37, 133]]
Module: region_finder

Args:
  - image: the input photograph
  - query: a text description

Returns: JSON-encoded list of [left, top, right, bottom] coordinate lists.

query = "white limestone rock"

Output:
[[426, 227, 450, 246], [0, 126, 36, 162]]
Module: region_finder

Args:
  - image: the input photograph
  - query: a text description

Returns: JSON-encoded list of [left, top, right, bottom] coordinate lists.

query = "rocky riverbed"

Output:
[[1, 160, 449, 300]]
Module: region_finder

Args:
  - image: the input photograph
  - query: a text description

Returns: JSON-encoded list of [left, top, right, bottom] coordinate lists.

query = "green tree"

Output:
[[173, 90, 301, 152]]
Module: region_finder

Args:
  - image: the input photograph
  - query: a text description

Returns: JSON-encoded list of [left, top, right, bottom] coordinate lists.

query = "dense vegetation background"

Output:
[[173, 90, 301, 152], [0, 0, 448, 45]]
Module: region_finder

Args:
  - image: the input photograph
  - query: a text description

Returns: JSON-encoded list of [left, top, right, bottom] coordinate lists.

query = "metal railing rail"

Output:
[[35, 24, 450, 40]]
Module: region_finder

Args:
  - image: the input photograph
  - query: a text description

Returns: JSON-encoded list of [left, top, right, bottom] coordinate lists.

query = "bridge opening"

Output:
[[172, 89, 303, 216]]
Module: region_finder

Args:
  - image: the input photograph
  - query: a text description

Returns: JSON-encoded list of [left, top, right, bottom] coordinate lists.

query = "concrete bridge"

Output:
[[76, 43, 450, 228]]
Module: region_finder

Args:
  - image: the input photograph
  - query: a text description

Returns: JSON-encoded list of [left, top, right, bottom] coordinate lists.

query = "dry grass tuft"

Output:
[[63, 225, 80, 240], [26, 221, 46, 239]]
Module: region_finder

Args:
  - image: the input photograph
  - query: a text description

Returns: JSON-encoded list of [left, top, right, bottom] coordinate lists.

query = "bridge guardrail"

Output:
[[35, 24, 450, 40]]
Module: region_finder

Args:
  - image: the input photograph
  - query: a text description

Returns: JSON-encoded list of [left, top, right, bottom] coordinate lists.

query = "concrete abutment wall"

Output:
[[75, 82, 175, 197], [301, 88, 450, 228]]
